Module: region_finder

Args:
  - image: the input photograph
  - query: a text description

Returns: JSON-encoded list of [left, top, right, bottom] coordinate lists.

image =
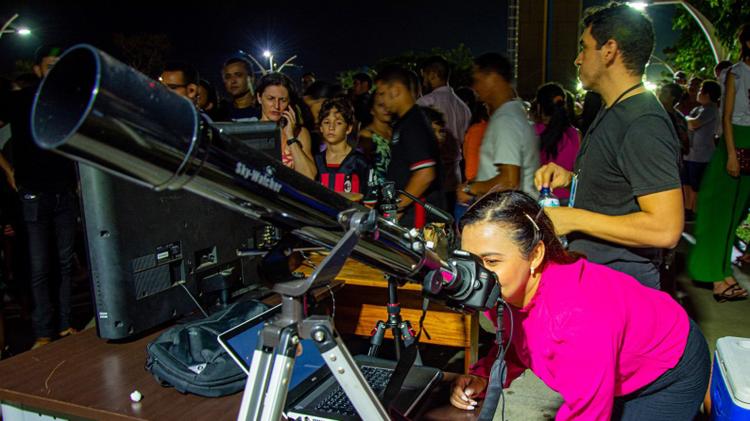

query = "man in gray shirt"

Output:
[[457, 53, 539, 202]]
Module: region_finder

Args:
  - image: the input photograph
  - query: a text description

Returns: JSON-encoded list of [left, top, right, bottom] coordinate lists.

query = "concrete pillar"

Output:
[[517, 0, 582, 99]]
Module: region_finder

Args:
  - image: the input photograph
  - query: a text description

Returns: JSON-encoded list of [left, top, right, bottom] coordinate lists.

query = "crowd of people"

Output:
[[0, 1, 749, 419]]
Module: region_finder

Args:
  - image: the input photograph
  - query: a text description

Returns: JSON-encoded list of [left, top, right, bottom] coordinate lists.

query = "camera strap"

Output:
[[381, 296, 431, 408], [478, 300, 507, 421]]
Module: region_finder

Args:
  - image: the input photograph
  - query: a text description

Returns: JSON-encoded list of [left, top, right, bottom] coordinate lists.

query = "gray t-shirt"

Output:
[[477, 100, 540, 198], [569, 92, 681, 288], [684, 103, 717, 163], [730, 61, 750, 126]]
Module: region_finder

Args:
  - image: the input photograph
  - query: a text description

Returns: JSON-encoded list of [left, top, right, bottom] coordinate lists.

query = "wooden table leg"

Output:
[[464, 313, 479, 373]]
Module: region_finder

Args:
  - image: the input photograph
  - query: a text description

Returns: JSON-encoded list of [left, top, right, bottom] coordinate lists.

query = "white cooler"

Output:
[[711, 336, 750, 420]]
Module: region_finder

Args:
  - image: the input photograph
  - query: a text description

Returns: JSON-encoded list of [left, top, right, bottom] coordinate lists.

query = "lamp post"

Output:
[[649, 54, 675, 75], [1, 13, 32, 40], [263, 50, 273, 72], [629, 0, 728, 64], [238, 49, 299, 76]]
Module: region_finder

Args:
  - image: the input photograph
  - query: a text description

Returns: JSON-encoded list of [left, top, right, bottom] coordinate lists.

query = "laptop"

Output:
[[217, 304, 326, 390], [217, 305, 443, 421]]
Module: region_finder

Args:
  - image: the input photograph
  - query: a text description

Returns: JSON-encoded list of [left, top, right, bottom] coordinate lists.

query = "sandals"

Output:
[[713, 284, 749, 303]]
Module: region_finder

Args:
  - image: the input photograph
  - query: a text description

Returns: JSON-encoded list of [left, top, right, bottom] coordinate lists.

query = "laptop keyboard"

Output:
[[313, 365, 394, 417]]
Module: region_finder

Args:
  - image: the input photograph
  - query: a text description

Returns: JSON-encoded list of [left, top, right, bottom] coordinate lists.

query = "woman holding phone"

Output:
[[256, 73, 316, 179]]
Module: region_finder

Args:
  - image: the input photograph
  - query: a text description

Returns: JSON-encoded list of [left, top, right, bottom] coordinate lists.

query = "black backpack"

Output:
[[145, 299, 269, 397]]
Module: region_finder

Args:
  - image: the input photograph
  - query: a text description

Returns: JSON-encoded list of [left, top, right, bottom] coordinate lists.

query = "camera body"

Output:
[[424, 249, 500, 311]]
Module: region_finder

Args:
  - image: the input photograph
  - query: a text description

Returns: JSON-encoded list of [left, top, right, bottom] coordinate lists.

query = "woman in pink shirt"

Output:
[[533, 83, 580, 201], [451, 190, 709, 420]]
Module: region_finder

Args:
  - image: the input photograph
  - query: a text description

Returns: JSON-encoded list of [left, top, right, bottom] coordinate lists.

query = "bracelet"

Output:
[[286, 137, 301, 147]]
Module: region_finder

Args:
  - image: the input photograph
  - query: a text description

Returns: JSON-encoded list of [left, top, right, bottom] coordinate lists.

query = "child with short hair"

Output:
[[314, 98, 372, 201]]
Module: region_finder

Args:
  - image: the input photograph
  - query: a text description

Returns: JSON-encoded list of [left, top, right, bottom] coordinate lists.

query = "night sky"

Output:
[[1, 0, 679, 92]]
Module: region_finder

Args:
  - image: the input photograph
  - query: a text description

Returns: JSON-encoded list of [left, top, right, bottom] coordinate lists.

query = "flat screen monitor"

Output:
[[80, 121, 280, 340]]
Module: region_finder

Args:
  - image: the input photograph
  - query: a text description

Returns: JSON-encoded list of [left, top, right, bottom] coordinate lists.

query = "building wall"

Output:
[[517, 0, 582, 100]]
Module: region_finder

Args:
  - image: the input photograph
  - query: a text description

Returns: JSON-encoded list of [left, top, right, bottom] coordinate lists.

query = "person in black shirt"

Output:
[[375, 66, 443, 228], [221, 57, 260, 121], [314, 98, 371, 201], [8, 45, 79, 347], [535, 4, 683, 289]]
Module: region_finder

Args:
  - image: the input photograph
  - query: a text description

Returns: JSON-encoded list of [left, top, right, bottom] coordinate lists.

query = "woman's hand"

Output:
[[282, 107, 297, 140], [727, 152, 740, 178], [449, 374, 487, 411]]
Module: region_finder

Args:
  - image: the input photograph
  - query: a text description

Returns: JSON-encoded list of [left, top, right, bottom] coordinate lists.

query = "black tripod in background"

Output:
[[367, 277, 420, 360], [368, 182, 422, 362]]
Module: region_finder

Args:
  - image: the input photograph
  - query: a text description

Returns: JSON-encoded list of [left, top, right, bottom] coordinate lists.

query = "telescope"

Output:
[[31, 45, 500, 420], [31, 44, 498, 308]]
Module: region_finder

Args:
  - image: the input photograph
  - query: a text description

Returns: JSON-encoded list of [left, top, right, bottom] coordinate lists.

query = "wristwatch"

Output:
[[462, 183, 476, 196], [286, 137, 301, 147]]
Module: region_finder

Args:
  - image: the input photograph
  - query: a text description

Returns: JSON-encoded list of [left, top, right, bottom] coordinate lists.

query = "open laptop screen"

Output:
[[217, 304, 326, 389]]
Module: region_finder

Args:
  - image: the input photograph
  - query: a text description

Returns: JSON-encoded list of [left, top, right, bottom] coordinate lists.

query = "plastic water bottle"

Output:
[[538, 187, 568, 248], [538, 187, 560, 208]]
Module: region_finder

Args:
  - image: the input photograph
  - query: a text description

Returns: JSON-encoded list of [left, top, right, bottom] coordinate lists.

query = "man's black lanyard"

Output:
[[578, 82, 644, 172]]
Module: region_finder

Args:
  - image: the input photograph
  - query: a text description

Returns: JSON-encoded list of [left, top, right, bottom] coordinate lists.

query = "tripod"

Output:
[[367, 277, 420, 363], [237, 209, 390, 421]]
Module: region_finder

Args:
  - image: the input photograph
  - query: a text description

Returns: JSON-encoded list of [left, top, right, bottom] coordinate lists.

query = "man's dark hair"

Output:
[[255, 72, 297, 98], [473, 52, 514, 83], [352, 72, 373, 88], [374, 66, 413, 90], [421, 55, 451, 82], [162, 60, 199, 85], [317, 97, 356, 127], [701, 80, 721, 103], [223, 57, 253, 73], [34, 45, 63, 65], [303, 80, 344, 100], [582, 2, 654, 76]]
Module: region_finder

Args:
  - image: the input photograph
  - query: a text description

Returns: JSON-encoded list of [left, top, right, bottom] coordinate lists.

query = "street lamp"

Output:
[[629, 0, 728, 64], [0, 14, 31, 40], [263, 50, 273, 72]]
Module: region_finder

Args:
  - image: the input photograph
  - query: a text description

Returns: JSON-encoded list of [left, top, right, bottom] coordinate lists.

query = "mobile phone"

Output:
[[279, 116, 288, 128]]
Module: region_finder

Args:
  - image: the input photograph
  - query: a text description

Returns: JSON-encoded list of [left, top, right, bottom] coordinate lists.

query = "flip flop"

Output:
[[713, 284, 749, 303]]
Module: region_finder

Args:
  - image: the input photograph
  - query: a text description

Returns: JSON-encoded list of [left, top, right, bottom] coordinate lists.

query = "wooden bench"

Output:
[[302, 253, 479, 373]]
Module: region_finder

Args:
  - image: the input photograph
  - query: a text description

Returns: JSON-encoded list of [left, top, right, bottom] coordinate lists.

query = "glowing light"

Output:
[[628, 2, 648, 11], [263, 50, 271, 58], [576, 81, 584, 92], [16, 27, 31, 36], [644, 80, 658, 91]]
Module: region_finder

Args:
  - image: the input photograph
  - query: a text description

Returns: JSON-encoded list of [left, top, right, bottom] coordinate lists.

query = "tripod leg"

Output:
[[304, 316, 389, 421], [368, 320, 386, 357], [237, 348, 273, 421], [237, 326, 298, 421]]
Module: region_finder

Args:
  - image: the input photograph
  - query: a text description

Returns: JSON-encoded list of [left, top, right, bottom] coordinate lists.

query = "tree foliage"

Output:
[[112, 33, 172, 79], [337, 44, 475, 89], [663, 0, 750, 79]]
